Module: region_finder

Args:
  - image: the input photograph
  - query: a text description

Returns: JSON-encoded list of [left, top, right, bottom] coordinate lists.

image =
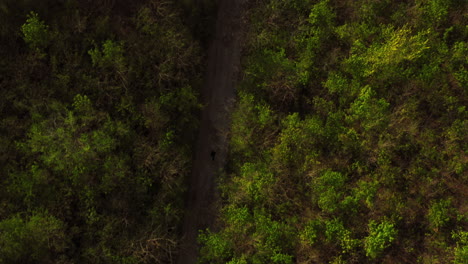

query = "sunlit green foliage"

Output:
[[295, 0, 335, 85], [272, 113, 323, 172], [417, 0, 451, 25], [362, 26, 430, 76], [300, 219, 322, 245], [346, 85, 390, 132], [428, 199, 452, 230], [252, 210, 295, 263], [20, 94, 128, 189], [314, 170, 347, 213], [452, 231, 468, 264], [364, 220, 397, 259], [199, 231, 233, 262], [230, 92, 276, 160], [237, 162, 275, 204], [200, 0, 467, 263], [21, 11, 49, 51]]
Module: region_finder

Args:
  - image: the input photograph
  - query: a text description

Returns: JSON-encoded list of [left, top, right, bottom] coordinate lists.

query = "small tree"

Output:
[[364, 220, 397, 259], [452, 231, 468, 264], [324, 218, 359, 253], [198, 230, 233, 263], [428, 199, 452, 230], [21, 12, 49, 51], [88, 40, 126, 71], [314, 170, 347, 213]]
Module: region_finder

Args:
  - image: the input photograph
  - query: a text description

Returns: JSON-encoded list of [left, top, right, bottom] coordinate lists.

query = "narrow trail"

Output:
[[176, 0, 244, 263]]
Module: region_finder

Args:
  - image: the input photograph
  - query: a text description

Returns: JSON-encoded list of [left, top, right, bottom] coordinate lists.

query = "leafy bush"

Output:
[[293, 0, 335, 85], [231, 92, 276, 159], [300, 219, 322, 245], [252, 210, 295, 263], [199, 230, 233, 263], [89, 40, 126, 71], [344, 25, 430, 79], [21, 11, 49, 51], [313, 170, 347, 213], [452, 231, 468, 264], [428, 199, 452, 230], [22, 94, 126, 186], [364, 220, 397, 259], [325, 218, 359, 253], [227, 256, 248, 264], [346, 85, 390, 133], [418, 0, 451, 25], [352, 179, 379, 209], [239, 162, 275, 204], [272, 113, 324, 172]]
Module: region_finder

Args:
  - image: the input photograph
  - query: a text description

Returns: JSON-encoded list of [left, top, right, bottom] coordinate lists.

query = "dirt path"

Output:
[[176, 0, 244, 263]]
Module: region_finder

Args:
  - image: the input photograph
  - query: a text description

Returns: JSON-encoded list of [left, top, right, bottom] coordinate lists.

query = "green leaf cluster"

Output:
[[21, 11, 49, 51], [364, 220, 397, 259]]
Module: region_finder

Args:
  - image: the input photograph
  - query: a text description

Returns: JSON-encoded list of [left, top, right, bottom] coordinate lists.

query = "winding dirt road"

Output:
[[176, 0, 244, 263]]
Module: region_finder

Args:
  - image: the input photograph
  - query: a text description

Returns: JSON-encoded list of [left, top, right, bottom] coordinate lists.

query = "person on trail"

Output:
[[210, 151, 216, 161]]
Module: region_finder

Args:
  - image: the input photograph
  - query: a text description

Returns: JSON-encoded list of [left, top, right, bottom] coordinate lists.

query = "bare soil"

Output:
[[176, 0, 244, 263]]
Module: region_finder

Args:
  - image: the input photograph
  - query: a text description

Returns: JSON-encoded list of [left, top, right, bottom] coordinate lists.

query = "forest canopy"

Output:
[[200, 0, 467, 263], [0, 0, 466, 263], [0, 0, 208, 263]]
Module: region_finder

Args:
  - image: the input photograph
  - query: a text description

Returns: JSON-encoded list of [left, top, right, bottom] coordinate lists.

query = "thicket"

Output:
[[0, 0, 206, 263], [201, 0, 467, 263]]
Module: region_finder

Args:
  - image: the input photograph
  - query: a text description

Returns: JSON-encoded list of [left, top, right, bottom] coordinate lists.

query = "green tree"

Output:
[[428, 199, 452, 230], [294, 0, 336, 85], [89, 40, 126, 72], [21, 11, 49, 52], [271, 113, 324, 174], [324, 218, 359, 254], [344, 25, 430, 79], [417, 0, 451, 25], [234, 162, 275, 204], [346, 85, 390, 132], [20, 94, 128, 189], [313, 170, 347, 213], [364, 220, 397, 259], [251, 210, 295, 264], [452, 231, 468, 264], [199, 231, 233, 263], [231, 92, 276, 160]]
